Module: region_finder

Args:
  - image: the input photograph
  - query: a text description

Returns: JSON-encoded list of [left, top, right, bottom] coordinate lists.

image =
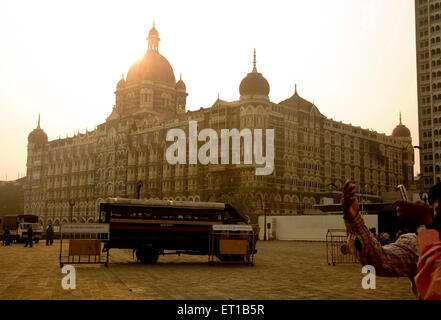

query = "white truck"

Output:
[[17, 223, 43, 244]]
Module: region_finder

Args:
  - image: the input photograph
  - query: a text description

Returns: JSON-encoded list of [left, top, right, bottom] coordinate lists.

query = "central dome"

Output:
[[125, 24, 176, 86], [126, 51, 176, 86]]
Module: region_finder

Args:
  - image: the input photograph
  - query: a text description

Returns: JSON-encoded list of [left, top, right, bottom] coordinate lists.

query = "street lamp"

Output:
[[136, 180, 143, 200], [263, 207, 268, 241], [68, 199, 75, 222]]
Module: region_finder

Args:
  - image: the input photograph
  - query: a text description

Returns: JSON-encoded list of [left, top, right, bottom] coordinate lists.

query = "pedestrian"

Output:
[[24, 225, 33, 248], [3, 227, 10, 246], [46, 225, 54, 246]]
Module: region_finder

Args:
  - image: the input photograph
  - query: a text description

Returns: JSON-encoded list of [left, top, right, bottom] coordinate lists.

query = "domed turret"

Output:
[[392, 113, 411, 138], [148, 21, 159, 38], [28, 114, 48, 145], [175, 73, 186, 91], [239, 49, 270, 97], [116, 73, 126, 89]]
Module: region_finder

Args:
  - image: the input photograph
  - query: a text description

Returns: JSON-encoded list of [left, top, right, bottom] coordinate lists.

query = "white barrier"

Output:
[[258, 215, 378, 241]]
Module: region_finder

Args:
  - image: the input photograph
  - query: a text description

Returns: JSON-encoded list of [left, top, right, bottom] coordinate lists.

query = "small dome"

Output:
[[28, 115, 48, 144], [28, 128, 48, 144], [116, 75, 126, 89], [148, 25, 159, 37], [392, 124, 411, 138], [392, 113, 411, 138], [175, 74, 186, 91], [239, 49, 270, 96]]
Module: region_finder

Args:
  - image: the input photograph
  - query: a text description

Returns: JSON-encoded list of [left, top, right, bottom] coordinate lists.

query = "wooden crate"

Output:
[[219, 239, 248, 255]]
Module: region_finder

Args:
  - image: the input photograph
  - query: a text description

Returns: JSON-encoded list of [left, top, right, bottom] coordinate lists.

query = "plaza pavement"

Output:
[[0, 240, 415, 300]]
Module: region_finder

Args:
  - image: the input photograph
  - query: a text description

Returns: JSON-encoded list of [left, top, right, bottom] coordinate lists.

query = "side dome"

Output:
[[239, 49, 270, 96], [28, 115, 48, 144], [239, 72, 270, 96], [116, 74, 126, 89], [392, 113, 411, 138], [175, 74, 186, 91]]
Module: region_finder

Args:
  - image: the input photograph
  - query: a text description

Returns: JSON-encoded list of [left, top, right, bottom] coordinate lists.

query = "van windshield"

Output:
[[20, 224, 39, 229]]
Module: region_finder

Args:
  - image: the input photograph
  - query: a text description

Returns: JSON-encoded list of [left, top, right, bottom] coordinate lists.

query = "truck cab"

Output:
[[17, 223, 43, 244]]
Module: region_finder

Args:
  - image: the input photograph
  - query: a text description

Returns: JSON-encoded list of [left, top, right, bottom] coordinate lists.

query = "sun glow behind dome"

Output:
[[0, 0, 420, 179]]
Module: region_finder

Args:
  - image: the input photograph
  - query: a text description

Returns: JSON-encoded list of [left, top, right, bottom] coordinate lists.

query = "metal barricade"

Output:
[[326, 229, 358, 266], [59, 223, 110, 268], [209, 224, 255, 266]]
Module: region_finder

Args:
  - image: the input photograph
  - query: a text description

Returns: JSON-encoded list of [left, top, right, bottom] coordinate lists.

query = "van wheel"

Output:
[[136, 247, 159, 264], [35, 239, 39, 244]]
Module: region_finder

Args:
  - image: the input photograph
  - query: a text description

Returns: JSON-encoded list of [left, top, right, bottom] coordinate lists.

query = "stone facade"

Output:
[[24, 26, 414, 226]]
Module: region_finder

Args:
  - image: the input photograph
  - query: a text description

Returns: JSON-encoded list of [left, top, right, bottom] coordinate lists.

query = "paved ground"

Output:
[[0, 240, 415, 300]]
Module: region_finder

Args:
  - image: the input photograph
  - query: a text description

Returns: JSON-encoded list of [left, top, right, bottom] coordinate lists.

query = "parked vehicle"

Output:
[[0, 215, 19, 243], [99, 198, 258, 264], [17, 222, 43, 244]]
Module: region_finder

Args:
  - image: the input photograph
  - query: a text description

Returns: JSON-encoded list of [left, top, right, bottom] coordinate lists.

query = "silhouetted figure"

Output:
[[3, 227, 10, 246], [24, 226, 33, 248], [46, 225, 54, 246]]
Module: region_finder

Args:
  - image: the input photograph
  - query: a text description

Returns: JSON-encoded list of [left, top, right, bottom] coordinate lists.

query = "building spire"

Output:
[[180, 73, 182, 81], [252, 48, 257, 72], [295, 84, 297, 94], [37, 113, 40, 129], [399, 112, 402, 125]]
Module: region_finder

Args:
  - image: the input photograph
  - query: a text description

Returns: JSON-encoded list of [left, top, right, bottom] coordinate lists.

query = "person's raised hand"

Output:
[[395, 200, 433, 228], [341, 180, 359, 221]]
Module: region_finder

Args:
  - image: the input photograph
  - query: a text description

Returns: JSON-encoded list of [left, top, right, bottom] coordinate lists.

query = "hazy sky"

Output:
[[0, 0, 419, 180]]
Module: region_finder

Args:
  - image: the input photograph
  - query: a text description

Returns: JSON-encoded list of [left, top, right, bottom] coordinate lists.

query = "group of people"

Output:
[[342, 180, 441, 300], [2, 225, 55, 247]]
